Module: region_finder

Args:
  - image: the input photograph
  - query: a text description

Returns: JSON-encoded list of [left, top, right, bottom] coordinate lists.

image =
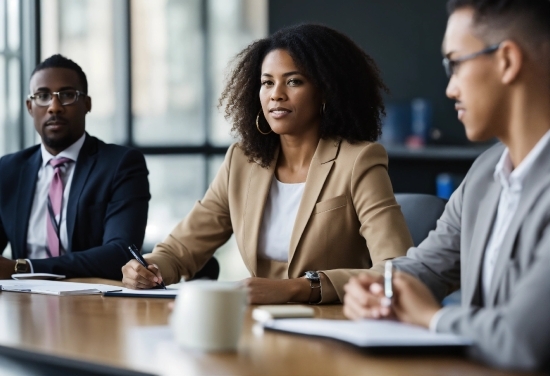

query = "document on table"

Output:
[[103, 287, 179, 298], [263, 319, 472, 348], [11, 273, 66, 280], [0, 280, 122, 296]]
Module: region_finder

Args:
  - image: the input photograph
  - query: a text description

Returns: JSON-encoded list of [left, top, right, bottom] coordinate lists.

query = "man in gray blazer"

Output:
[[343, 0, 550, 372]]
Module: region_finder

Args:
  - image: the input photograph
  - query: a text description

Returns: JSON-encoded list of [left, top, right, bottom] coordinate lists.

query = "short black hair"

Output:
[[447, 0, 550, 45], [31, 54, 88, 93], [219, 24, 388, 167]]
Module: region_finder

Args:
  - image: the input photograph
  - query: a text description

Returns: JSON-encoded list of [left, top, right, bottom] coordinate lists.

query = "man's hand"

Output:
[[242, 277, 310, 304], [121, 260, 164, 289], [390, 271, 441, 328], [0, 256, 16, 279], [343, 273, 386, 319], [344, 271, 441, 329]]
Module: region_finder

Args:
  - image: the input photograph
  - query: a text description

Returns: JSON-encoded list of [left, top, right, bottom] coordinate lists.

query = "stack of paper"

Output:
[[0, 280, 121, 296], [263, 319, 472, 348]]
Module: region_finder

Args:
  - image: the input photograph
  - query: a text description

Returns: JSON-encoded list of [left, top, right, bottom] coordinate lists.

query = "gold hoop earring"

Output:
[[320, 102, 326, 115], [256, 110, 272, 135]]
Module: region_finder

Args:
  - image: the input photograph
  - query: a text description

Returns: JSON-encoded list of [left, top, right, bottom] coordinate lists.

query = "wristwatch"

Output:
[[304, 271, 322, 304], [14, 259, 30, 274]]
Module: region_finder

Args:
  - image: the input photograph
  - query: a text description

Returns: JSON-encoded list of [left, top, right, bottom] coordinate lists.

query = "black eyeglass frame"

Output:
[[27, 90, 87, 107], [442, 43, 501, 78]]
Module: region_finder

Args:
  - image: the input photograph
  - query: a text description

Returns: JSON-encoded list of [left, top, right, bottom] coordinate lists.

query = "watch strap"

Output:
[[304, 271, 322, 304]]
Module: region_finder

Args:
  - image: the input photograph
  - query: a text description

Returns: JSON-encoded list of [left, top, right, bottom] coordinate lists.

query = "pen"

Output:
[[383, 260, 393, 306], [128, 244, 166, 290]]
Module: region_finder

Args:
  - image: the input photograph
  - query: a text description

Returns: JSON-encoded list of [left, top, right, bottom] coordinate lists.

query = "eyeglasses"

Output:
[[442, 43, 501, 78], [27, 90, 86, 107]]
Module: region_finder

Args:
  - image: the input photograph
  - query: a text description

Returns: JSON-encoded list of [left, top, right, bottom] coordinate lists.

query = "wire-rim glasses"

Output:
[[27, 90, 86, 107], [442, 43, 501, 78]]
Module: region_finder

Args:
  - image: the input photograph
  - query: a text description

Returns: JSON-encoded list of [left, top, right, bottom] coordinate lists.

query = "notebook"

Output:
[[263, 318, 472, 349], [0, 280, 122, 296]]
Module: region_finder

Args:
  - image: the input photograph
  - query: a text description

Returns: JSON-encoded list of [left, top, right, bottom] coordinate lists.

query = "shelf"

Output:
[[385, 144, 493, 160]]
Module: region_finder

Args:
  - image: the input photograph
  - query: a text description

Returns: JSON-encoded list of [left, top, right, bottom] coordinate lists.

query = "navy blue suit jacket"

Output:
[[0, 133, 150, 280]]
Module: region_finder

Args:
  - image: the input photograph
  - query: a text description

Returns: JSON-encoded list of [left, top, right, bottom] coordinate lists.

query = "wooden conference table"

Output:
[[0, 279, 533, 376]]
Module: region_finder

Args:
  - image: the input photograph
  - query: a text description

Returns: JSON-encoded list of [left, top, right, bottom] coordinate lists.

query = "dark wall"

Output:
[[269, 0, 468, 145]]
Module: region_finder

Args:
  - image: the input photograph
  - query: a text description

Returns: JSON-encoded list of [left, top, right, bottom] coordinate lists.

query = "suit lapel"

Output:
[[242, 149, 278, 276], [288, 138, 339, 264], [66, 134, 97, 251], [488, 148, 550, 305], [14, 150, 42, 258], [463, 176, 501, 306]]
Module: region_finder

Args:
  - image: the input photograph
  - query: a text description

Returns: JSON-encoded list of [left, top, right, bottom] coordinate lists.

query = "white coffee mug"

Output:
[[171, 281, 247, 351]]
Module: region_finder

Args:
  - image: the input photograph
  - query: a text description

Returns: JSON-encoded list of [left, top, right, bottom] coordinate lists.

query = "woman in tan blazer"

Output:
[[122, 24, 413, 304]]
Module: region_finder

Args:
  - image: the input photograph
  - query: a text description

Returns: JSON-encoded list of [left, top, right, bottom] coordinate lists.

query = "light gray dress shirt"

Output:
[[25, 134, 86, 271]]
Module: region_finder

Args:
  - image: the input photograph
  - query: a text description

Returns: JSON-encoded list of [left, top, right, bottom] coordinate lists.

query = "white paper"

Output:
[[11, 273, 66, 280], [0, 280, 122, 296], [263, 319, 472, 347]]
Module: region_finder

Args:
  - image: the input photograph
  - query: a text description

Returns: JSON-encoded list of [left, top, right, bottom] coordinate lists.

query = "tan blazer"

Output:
[[145, 138, 412, 302]]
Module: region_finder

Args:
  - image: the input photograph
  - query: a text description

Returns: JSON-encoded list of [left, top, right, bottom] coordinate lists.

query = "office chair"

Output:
[[190, 257, 220, 281], [395, 193, 460, 305], [395, 193, 447, 247]]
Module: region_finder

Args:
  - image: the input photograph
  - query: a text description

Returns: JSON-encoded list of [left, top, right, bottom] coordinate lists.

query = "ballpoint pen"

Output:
[[128, 244, 167, 289], [383, 260, 393, 306]]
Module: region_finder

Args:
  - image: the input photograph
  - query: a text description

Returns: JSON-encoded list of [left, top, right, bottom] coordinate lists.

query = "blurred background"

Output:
[[0, 0, 491, 280]]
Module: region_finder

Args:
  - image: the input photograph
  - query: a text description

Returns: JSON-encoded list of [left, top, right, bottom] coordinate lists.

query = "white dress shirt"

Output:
[[258, 177, 305, 262], [430, 129, 550, 331], [26, 134, 86, 270]]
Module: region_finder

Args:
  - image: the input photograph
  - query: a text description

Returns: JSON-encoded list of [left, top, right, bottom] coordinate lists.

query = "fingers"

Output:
[[121, 260, 162, 289], [389, 271, 441, 327], [343, 277, 386, 320], [148, 264, 163, 283]]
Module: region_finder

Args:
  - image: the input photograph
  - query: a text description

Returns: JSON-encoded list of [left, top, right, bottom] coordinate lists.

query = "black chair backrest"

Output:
[[395, 193, 447, 247], [190, 257, 220, 281]]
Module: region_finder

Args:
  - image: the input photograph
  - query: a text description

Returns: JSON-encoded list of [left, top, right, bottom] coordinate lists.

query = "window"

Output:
[[35, 0, 267, 281], [0, 0, 23, 156], [41, 0, 119, 144]]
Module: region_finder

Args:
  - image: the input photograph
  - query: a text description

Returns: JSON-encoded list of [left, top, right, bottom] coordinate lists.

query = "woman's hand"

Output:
[[121, 260, 164, 289], [242, 277, 311, 304]]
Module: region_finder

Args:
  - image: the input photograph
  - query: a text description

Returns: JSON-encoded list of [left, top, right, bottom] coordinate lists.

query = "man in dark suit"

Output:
[[0, 54, 150, 280]]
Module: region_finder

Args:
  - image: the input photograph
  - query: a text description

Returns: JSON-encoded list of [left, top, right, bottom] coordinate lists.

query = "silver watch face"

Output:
[[304, 271, 320, 281]]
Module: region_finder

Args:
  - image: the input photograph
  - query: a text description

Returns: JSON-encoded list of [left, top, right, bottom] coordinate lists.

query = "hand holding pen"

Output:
[[342, 261, 393, 320], [126, 244, 167, 289]]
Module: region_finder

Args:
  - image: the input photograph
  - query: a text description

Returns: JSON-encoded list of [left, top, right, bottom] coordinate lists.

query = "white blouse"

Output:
[[258, 177, 305, 262]]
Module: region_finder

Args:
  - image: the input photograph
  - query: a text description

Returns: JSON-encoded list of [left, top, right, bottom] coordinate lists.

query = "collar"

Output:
[[40, 133, 86, 168], [494, 129, 550, 190]]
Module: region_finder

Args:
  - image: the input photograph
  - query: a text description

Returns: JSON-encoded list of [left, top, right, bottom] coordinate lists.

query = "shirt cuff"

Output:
[[25, 259, 34, 273], [429, 307, 450, 333]]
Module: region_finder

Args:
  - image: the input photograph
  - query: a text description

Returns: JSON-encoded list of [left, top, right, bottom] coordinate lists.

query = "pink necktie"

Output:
[[46, 157, 72, 257]]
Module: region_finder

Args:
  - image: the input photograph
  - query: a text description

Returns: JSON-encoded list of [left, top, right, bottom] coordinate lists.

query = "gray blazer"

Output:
[[392, 142, 550, 371]]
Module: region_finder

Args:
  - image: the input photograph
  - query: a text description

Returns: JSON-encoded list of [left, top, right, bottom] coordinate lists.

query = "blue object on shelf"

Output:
[[411, 98, 432, 144], [436, 173, 454, 200], [380, 102, 411, 145]]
